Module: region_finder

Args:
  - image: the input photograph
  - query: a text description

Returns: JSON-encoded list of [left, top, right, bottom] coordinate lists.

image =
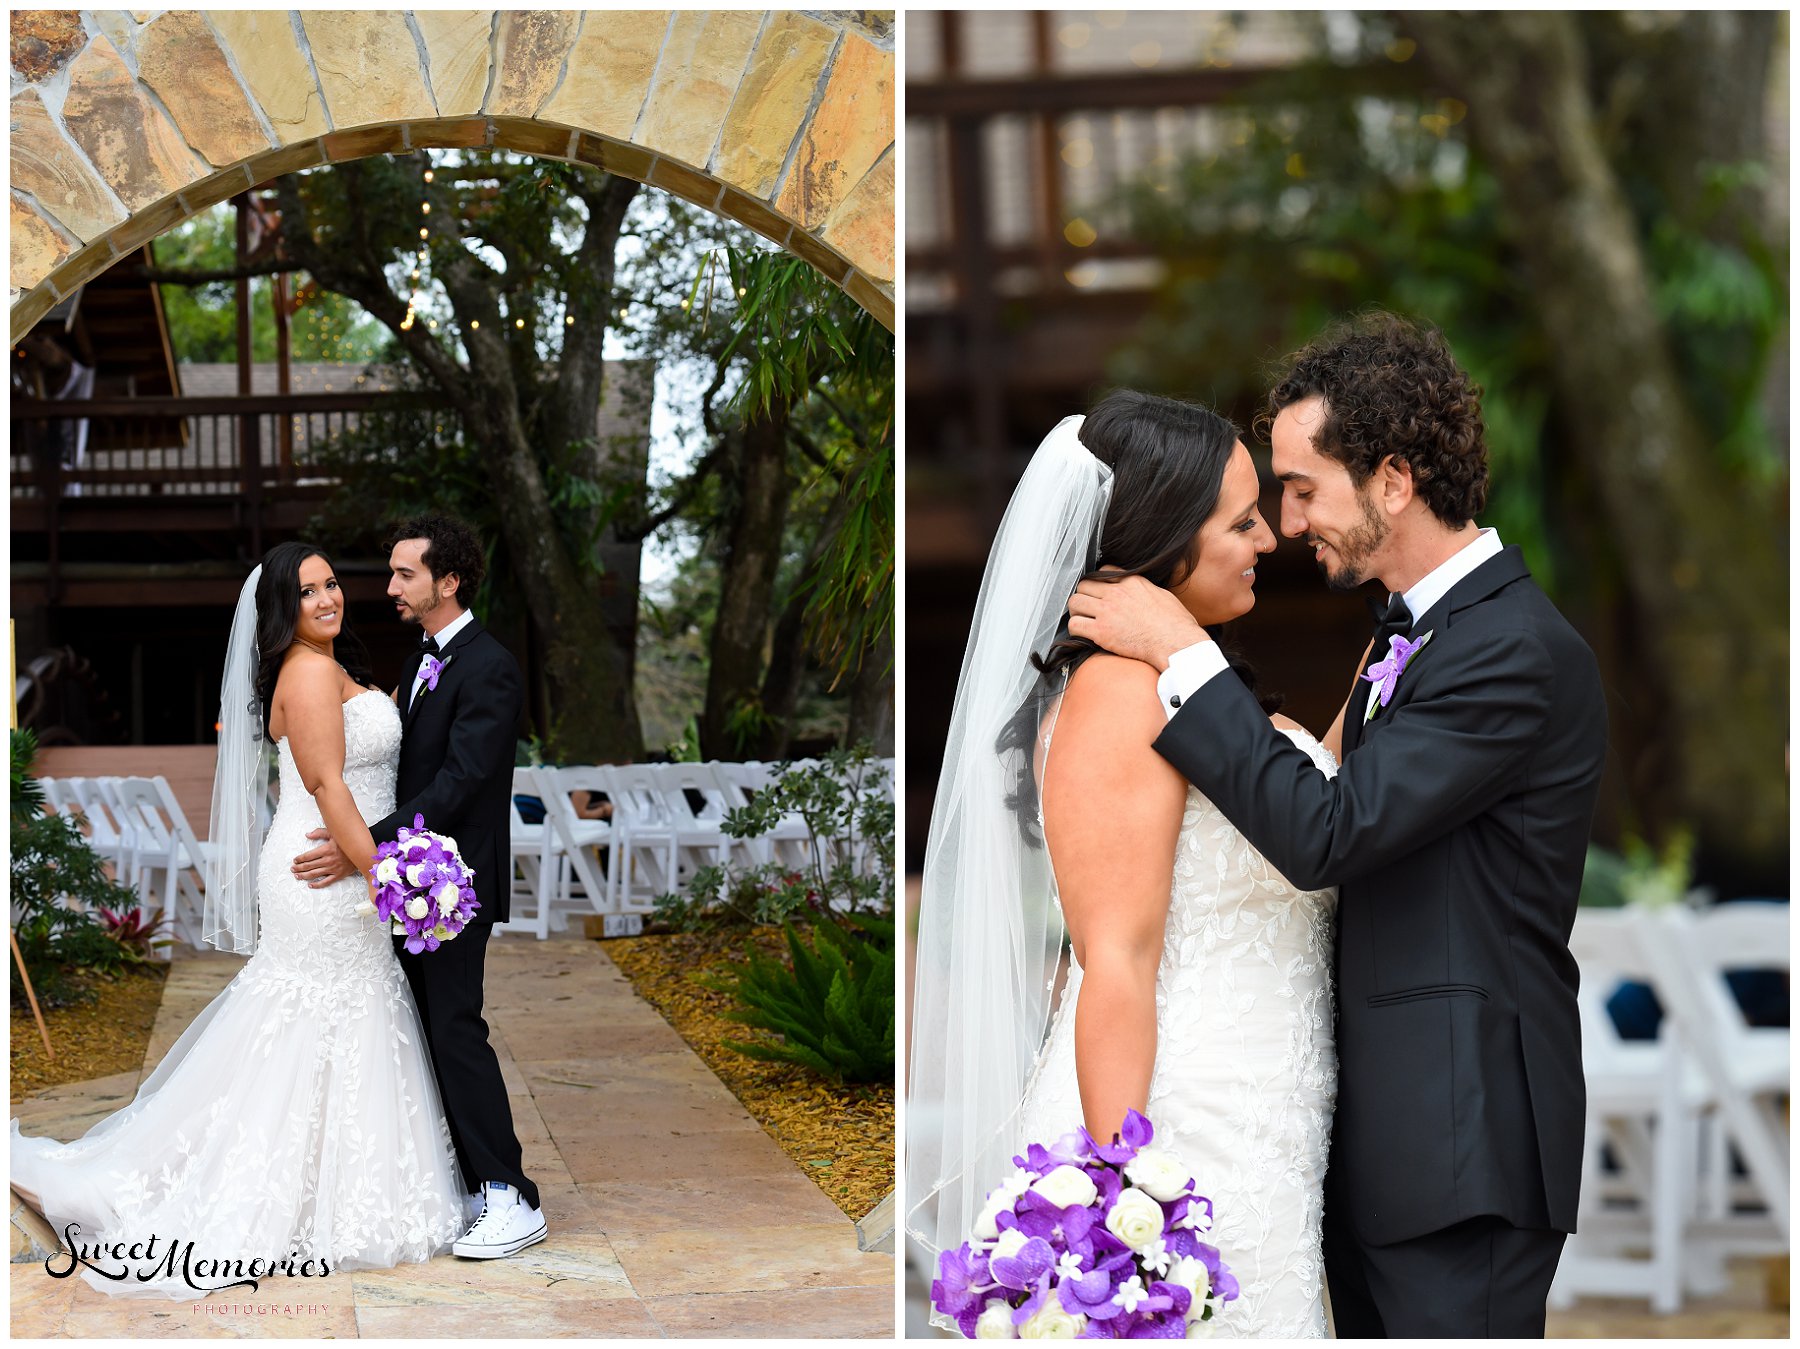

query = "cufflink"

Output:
[[1169, 694, 1182, 709]]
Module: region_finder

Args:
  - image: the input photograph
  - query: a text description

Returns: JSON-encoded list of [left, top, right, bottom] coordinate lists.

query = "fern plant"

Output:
[[702, 915, 894, 1084]]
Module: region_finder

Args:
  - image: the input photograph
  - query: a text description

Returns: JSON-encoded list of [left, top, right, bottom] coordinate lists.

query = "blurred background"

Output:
[[904, 10, 1787, 1337]]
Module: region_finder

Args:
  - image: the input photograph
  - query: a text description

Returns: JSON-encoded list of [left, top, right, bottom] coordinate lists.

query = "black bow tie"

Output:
[[1369, 593, 1412, 647], [419, 633, 440, 655]]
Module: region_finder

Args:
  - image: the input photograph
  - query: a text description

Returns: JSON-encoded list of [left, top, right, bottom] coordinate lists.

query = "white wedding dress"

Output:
[[1019, 725, 1340, 1339], [11, 690, 465, 1299]]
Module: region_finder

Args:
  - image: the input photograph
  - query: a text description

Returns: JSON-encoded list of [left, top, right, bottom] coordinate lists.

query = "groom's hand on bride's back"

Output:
[[293, 829, 357, 888], [1068, 573, 1206, 672]]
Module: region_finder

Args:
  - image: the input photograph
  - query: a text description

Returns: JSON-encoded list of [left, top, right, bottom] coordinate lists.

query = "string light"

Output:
[[515, 318, 524, 329], [421, 202, 431, 214], [423, 169, 434, 184], [565, 316, 574, 326], [419, 227, 428, 238], [469, 320, 479, 330]]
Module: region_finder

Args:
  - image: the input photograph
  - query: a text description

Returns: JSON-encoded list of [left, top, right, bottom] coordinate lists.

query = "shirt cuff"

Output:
[[1156, 641, 1230, 720]]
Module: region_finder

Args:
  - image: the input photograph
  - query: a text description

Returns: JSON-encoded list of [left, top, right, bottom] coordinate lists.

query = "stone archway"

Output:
[[9, 9, 895, 341]]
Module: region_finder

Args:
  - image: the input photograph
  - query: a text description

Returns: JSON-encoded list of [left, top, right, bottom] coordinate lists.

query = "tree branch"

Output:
[[615, 435, 734, 543]]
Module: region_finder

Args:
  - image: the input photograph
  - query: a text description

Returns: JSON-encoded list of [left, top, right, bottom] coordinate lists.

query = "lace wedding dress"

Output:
[[11, 690, 465, 1299], [1019, 725, 1340, 1338]]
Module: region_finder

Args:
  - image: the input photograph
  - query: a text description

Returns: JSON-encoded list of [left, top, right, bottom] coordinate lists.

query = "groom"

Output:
[[1069, 314, 1605, 1337], [292, 512, 544, 1259]]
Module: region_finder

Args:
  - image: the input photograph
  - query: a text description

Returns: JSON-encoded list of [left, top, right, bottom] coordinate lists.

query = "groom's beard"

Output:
[[1314, 492, 1390, 592]]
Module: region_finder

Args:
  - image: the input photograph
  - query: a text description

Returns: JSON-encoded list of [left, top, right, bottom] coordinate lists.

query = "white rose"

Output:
[[975, 1301, 1017, 1339], [1019, 1306, 1086, 1339], [434, 881, 460, 916], [405, 862, 429, 888], [973, 1191, 1011, 1242], [992, 1227, 1029, 1262], [437, 835, 460, 858], [1030, 1165, 1098, 1210], [405, 897, 429, 921], [374, 856, 401, 886], [1167, 1256, 1211, 1308], [1123, 1147, 1193, 1203], [1104, 1187, 1165, 1252], [1187, 1310, 1217, 1339]]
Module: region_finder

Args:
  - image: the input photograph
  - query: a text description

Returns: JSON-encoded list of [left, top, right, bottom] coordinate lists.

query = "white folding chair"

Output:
[[599, 765, 687, 911], [1641, 903, 1789, 1249], [62, 775, 137, 887], [1551, 908, 1709, 1312], [494, 765, 555, 940], [536, 765, 620, 917], [644, 762, 735, 876], [111, 776, 213, 948], [712, 761, 814, 869]]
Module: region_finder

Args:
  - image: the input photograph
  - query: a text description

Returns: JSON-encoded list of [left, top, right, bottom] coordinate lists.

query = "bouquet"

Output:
[[931, 1110, 1237, 1339], [361, 814, 480, 952]]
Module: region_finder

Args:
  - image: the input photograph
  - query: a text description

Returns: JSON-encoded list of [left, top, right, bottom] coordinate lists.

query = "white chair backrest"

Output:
[[605, 763, 678, 827], [542, 764, 618, 829], [1657, 902, 1788, 1051], [112, 776, 176, 851], [510, 765, 545, 833], [1568, 908, 1663, 1077], [647, 762, 732, 820]]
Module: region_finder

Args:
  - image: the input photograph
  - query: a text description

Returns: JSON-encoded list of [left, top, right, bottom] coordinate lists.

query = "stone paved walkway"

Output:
[[11, 933, 894, 1338]]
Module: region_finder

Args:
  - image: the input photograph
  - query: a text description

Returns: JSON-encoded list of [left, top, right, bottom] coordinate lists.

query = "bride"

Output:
[[908, 393, 1354, 1338], [11, 542, 465, 1299]]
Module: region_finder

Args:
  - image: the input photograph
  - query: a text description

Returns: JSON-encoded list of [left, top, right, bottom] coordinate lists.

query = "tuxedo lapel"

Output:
[[404, 617, 484, 731]]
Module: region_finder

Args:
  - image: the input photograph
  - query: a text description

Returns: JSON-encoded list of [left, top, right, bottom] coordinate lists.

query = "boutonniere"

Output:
[[1362, 630, 1433, 724], [418, 652, 454, 693]]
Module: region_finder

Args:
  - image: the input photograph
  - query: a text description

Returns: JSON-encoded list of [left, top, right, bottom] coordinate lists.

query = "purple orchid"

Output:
[[418, 654, 445, 692], [1362, 630, 1434, 717]]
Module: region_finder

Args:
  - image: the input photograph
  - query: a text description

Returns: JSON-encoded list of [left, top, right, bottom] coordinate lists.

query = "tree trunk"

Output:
[[701, 409, 794, 759], [843, 619, 894, 755], [1403, 12, 1788, 878]]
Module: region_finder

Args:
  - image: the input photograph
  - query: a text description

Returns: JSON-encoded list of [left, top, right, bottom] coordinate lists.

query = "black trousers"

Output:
[[396, 922, 538, 1210], [1324, 1207, 1566, 1338]]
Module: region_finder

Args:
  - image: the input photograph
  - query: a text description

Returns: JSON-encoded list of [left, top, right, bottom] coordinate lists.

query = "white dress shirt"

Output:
[[1154, 528, 1504, 720], [409, 607, 474, 711]]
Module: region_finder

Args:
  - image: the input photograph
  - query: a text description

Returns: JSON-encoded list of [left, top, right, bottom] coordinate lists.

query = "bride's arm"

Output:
[[280, 657, 378, 884], [1320, 637, 1374, 762], [1041, 653, 1188, 1145]]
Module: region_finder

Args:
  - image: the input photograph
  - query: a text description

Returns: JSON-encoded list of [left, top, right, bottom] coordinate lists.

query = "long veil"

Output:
[[203, 565, 266, 955], [906, 415, 1112, 1271]]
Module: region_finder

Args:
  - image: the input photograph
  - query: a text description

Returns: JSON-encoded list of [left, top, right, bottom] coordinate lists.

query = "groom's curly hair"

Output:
[[384, 513, 486, 602], [1258, 311, 1488, 526]]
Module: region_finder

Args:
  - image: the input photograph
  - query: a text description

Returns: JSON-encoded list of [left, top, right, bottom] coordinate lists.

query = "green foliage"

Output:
[[700, 917, 895, 1084], [1579, 829, 1698, 909], [10, 729, 145, 1008], [152, 205, 384, 363], [652, 747, 894, 932]]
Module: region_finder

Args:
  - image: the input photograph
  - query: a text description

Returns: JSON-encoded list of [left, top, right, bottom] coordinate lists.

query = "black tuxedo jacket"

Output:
[[1154, 547, 1605, 1245], [370, 616, 523, 927]]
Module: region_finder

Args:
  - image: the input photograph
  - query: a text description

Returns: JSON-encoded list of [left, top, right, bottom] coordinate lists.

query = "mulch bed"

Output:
[[10, 964, 168, 1102], [604, 926, 894, 1222]]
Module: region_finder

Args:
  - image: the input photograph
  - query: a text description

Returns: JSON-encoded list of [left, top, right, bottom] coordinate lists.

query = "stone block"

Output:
[[10, 10, 85, 83], [303, 11, 435, 130], [488, 10, 580, 117], [11, 194, 72, 291], [822, 144, 893, 284], [138, 10, 270, 167], [718, 185, 795, 249], [647, 156, 723, 210], [714, 12, 837, 200], [208, 10, 329, 143], [633, 10, 761, 169], [574, 133, 654, 183], [539, 10, 668, 142], [415, 10, 494, 117], [491, 115, 577, 160], [775, 33, 893, 231], [10, 89, 126, 242], [59, 35, 205, 212]]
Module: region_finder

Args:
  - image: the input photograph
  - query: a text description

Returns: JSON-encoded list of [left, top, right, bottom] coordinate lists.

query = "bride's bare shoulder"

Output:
[[1055, 653, 1167, 745]]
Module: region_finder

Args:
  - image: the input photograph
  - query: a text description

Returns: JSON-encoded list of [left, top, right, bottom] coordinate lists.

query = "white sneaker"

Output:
[[452, 1182, 546, 1259], [465, 1191, 485, 1225]]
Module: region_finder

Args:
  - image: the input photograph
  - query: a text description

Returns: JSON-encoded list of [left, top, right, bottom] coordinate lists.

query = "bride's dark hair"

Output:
[[252, 541, 376, 742], [1000, 390, 1281, 834]]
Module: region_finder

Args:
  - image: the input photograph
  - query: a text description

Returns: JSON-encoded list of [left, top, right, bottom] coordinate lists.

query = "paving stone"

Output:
[[539, 10, 669, 141], [10, 89, 127, 241], [414, 11, 493, 118], [633, 10, 761, 168], [59, 35, 203, 212], [137, 10, 270, 167]]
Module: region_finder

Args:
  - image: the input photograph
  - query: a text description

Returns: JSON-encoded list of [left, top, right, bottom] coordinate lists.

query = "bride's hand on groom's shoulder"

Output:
[[1069, 572, 1207, 672]]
